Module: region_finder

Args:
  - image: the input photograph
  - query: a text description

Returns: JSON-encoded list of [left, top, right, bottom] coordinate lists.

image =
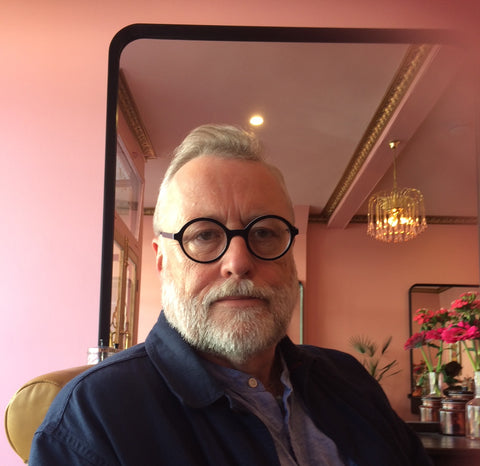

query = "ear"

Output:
[[152, 239, 163, 273]]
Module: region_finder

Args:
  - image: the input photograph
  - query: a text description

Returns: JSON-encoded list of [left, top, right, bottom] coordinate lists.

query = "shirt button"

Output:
[[248, 377, 258, 388]]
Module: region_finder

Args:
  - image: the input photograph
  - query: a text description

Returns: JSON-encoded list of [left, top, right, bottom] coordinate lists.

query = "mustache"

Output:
[[201, 279, 273, 307]]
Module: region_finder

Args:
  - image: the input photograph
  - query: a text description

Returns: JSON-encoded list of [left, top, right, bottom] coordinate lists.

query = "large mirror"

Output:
[[100, 25, 477, 373]]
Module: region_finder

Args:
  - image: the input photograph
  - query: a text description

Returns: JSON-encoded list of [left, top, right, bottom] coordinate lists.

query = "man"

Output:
[[30, 124, 431, 465]]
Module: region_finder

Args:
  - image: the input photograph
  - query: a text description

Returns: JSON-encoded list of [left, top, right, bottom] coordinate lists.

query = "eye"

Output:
[[194, 229, 223, 243], [250, 227, 277, 242], [183, 221, 224, 248]]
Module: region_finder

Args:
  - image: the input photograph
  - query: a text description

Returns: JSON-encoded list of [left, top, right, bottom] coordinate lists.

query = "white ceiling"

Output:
[[118, 34, 478, 226]]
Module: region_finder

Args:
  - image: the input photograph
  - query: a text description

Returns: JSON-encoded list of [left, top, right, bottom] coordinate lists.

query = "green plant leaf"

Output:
[[349, 334, 401, 383], [349, 335, 377, 357], [381, 336, 392, 355]]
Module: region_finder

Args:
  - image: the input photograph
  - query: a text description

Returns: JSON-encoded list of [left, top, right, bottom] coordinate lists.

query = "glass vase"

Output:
[[419, 372, 443, 422], [466, 371, 480, 439], [427, 371, 443, 397]]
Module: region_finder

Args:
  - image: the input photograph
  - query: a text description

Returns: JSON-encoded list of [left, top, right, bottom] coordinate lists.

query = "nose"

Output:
[[219, 236, 255, 278]]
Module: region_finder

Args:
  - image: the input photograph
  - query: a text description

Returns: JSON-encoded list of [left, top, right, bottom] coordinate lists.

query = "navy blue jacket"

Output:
[[30, 313, 431, 465]]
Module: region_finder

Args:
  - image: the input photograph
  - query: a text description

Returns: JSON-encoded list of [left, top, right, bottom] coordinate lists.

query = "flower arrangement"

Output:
[[405, 290, 480, 394], [404, 307, 450, 374], [442, 291, 480, 371]]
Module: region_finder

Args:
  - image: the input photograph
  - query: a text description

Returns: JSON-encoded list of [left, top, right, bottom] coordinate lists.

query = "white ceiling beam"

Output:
[[327, 44, 465, 229]]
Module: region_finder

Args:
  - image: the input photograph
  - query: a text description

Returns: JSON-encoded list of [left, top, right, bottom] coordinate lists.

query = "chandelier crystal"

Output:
[[367, 141, 427, 243]]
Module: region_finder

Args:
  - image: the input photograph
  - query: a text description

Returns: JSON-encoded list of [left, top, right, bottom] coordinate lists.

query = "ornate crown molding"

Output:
[[118, 70, 156, 159], [146, 209, 477, 224], [320, 44, 432, 220], [309, 214, 477, 225]]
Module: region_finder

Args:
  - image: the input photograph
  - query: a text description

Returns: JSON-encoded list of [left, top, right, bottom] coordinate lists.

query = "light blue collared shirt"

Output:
[[203, 355, 347, 466]]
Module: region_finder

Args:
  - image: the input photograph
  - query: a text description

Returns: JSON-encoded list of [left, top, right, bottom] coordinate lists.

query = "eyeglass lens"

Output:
[[181, 217, 294, 262]]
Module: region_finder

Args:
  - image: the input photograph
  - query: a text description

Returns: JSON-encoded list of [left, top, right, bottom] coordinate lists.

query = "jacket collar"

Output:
[[145, 313, 303, 408], [145, 312, 225, 408]]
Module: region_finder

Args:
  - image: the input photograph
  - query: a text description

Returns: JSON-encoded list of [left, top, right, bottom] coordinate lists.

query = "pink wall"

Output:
[[305, 223, 479, 419], [2, 0, 479, 463]]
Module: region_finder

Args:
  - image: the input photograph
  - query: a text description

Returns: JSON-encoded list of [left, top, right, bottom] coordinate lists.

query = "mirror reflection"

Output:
[[101, 25, 478, 420], [408, 283, 480, 413]]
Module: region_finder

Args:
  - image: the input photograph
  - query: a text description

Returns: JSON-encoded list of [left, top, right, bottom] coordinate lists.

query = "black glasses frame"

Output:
[[158, 214, 299, 263]]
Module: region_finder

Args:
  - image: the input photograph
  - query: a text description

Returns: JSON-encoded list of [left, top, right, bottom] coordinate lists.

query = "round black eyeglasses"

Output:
[[158, 215, 299, 264]]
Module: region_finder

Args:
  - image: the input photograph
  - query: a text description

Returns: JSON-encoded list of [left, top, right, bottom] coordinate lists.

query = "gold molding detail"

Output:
[[422, 216, 478, 226], [146, 207, 477, 225], [320, 44, 432, 220], [309, 214, 478, 226], [118, 70, 156, 159]]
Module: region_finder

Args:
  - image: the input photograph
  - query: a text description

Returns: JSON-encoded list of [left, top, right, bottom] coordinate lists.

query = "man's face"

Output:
[[153, 155, 299, 364]]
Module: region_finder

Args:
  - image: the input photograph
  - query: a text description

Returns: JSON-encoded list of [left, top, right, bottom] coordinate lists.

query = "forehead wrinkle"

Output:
[[160, 155, 294, 230]]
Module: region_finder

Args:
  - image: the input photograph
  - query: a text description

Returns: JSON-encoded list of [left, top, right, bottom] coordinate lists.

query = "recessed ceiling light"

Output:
[[249, 115, 264, 126]]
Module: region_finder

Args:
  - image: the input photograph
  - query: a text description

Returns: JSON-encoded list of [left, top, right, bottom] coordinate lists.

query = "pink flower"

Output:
[[448, 309, 461, 319], [450, 299, 465, 310], [404, 332, 426, 350], [425, 329, 443, 341], [406, 292, 480, 373], [413, 309, 434, 325], [441, 322, 480, 343], [435, 308, 449, 320], [413, 362, 426, 375], [450, 292, 480, 310], [413, 308, 450, 329]]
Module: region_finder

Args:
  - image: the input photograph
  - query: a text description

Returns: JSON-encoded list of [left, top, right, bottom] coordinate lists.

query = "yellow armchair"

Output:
[[4, 365, 90, 463]]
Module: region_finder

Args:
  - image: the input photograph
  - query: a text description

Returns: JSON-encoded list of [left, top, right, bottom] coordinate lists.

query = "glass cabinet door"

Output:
[[110, 136, 144, 350], [115, 139, 143, 241], [110, 234, 139, 349]]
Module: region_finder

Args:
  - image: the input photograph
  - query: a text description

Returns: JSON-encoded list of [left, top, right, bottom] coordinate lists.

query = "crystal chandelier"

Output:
[[367, 141, 427, 243]]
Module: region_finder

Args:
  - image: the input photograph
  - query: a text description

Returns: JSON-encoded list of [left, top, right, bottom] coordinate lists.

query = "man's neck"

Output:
[[198, 346, 283, 396]]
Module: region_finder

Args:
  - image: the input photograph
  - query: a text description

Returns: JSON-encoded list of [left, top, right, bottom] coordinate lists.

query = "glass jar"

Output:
[[466, 371, 480, 439]]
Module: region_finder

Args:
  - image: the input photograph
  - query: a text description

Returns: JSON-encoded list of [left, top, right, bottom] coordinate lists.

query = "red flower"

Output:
[[441, 322, 480, 343], [413, 309, 434, 326], [413, 362, 426, 375], [425, 328, 443, 341], [450, 292, 480, 311], [448, 309, 461, 319], [404, 332, 426, 350], [450, 299, 465, 310], [413, 308, 449, 329], [406, 291, 480, 373]]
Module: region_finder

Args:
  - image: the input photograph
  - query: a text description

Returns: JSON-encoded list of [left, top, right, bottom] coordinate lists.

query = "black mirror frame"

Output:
[[100, 23, 465, 346]]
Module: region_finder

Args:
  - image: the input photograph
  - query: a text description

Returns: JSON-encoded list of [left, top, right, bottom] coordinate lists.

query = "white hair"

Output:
[[152, 124, 291, 236]]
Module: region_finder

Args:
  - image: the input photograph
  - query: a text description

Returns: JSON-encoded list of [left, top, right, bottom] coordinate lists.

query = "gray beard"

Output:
[[161, 276, 298, 364]]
